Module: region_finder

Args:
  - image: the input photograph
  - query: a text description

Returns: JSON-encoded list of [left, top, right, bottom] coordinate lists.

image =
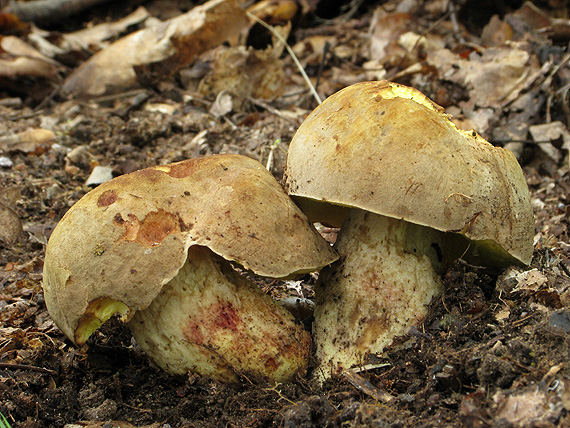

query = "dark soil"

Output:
[[1, 1, 570, 427]]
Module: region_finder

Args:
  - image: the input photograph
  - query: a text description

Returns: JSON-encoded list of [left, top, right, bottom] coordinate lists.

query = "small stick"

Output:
[[265, 139, 281, 172], [5, 0, 111, 25], [448, 1, 465, 43], [343, 370, 396, 404], [247, 97, 296, 123], [0, 362, 57, 375], [314, 41, 331, 94]]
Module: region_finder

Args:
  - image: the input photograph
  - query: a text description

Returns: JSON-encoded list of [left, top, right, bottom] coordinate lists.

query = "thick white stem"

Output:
[[313, 209, 444, 379], [128, 245, 311, 383]]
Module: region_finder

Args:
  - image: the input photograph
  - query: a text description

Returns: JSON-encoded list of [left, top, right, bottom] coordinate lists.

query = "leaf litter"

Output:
[[0, 0, 569, 426]]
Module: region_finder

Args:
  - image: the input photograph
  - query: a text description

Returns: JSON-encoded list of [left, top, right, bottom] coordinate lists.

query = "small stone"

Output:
[[0, 157, 13, 167], [86, 166, 114, 186], [549, 309, 570, 333]]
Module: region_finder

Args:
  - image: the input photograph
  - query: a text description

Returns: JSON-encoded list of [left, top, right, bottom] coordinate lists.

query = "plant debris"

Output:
[[0, 0, 569, 426]]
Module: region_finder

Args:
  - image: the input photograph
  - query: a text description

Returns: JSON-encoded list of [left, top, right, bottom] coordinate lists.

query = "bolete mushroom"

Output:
[[284, 81, 534, 378], [43, 154, 337, 383]]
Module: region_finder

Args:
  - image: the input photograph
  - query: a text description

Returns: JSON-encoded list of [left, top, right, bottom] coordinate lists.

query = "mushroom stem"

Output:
[[128, 245, 311, 383], [313, 209, 445, 378]]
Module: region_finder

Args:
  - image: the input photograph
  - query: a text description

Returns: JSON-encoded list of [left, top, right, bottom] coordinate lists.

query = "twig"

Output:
[[349, 363, 391, 373], [262, 382, 296, 405], [314, 41, 331, 94], [247, 97, 296, 123], [0, 362, 57, 375], [246, 11, 321, 105], [265, 139, 281, 172], [448, 1, 465, 43], [342, 370, 396, 404], [5, 0, 112, 25], [511, 314, 535, 328], [121, 402, 152, 413]]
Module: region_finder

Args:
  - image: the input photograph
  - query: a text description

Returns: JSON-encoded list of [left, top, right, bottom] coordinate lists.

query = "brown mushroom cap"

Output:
[[43, 154, 337, 344], [284, 81, 534, 267]]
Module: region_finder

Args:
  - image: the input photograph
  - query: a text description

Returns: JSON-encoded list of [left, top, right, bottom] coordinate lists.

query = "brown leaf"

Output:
[[368, 9, 413, 66], [0, 128, 55, 154], [0, 35, 62, 78], [60, 0, 248, 98], [493, 389, 554, 426], [529, 121, 570, 164], [427, 45, 541, 109], [198, 45, 286, 103], [0, 187, 23, 244], [63, 6, 150, 50], [0, 12, 29, 36]]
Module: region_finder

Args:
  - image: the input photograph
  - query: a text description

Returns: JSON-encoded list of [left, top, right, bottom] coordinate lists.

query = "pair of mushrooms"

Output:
[[43, 81, 534, 382]]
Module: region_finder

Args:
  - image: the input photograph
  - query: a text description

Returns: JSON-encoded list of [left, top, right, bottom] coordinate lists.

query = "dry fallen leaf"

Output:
[[0, 187, 23, 244], [0, 35, 62, 78], [512, 268, 549, 292], [63, 6, 151, 50], [60, 0, 248, 98], [368, 8, 413, 67], [198, 45, 286, 103], [209, 90, 233, 117], [0, 128, 55, 154], [529, 121, 570, 164], [493, 389, 562, 427], [428, 45, 540, 109]]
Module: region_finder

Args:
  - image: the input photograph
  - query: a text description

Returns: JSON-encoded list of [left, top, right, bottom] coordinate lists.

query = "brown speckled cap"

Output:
[[284, 81, 534, 267], [43, 154, 337, 344]]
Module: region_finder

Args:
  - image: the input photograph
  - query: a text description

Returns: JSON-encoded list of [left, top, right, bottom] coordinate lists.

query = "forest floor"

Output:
[[1, 0, 570, 427]]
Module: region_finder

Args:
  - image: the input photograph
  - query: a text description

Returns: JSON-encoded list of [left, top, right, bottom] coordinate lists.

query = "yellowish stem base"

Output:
[[129, 245, 311, 383], [313, 209, 444, 379]]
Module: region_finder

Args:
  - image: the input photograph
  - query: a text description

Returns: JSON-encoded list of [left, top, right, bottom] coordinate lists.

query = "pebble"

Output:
[[0, 156, 13, 167], [549, 309, 570, 333], [85, 166, 114, 186]]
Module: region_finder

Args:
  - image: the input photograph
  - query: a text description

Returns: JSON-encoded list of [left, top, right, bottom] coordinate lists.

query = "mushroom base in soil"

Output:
[[129, 245, 311, 383], [313, 209, 469, 377], [284, 81, 535, 380], [42, 154, 338, 384]]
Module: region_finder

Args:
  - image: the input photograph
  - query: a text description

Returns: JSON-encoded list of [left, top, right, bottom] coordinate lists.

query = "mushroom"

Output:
[[284, 81, 534, 378], [43, 154, 337, 383]]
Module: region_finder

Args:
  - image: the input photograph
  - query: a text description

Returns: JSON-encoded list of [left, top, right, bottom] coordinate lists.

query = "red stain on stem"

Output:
[[214, 302, 240, 330], [182, 302, 242, 346]]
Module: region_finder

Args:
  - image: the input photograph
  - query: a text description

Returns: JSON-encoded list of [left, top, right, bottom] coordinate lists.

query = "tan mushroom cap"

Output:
[[284, 81, 534, 267], [43, 154, 337, 343]]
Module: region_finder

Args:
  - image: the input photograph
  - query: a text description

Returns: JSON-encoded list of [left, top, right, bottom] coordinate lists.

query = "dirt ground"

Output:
[[1, 0, 570, 427]]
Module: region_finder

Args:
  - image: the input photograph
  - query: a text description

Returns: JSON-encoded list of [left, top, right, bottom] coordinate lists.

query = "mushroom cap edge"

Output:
[[43, 153, 338, 344]]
